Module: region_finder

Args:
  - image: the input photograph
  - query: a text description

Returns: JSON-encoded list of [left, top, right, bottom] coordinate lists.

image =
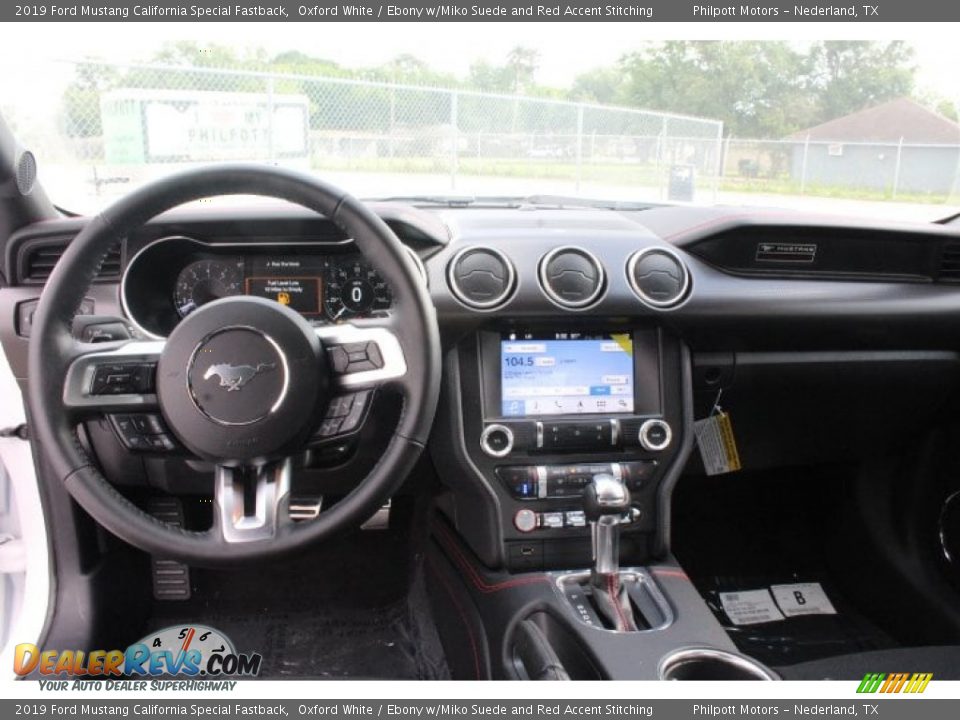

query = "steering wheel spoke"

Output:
[[62, 339, 164, 415], [214, 458, 293, 543]]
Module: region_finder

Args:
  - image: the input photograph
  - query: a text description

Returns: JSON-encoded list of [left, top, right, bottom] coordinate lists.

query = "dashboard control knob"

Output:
[[480, 424, 514, 458], [638, 419, 672, 452], [514, 508, 538, 533]]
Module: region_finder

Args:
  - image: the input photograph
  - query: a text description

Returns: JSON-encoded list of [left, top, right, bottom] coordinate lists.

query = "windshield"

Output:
[[3, 32, 959, 221]]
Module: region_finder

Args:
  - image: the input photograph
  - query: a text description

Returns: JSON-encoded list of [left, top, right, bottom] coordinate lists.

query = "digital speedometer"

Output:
[[323, 260, 392, 321], [174, 258, 244, 317]]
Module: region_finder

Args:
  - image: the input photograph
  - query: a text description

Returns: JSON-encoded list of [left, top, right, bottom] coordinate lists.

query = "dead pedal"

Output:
[[147, 497, 192, 601]]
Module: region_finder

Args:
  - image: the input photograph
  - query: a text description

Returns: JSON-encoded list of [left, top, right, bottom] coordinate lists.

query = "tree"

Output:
[[468, 60, 512, 93], [808, 41, 915, 123], [936, 99, 959, 122], [571, 67, 624, 105], [614, 41, 814, 137], [594, 40, 917, 138], [505, 46, 540, 94]]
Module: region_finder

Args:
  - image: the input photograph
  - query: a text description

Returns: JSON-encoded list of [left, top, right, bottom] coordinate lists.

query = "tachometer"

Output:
[[174, 258, 244, 317], [324, 258, 392, 321]]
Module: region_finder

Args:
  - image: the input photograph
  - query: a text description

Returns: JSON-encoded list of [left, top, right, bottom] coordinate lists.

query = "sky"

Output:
[[1, 22, 958, 103]]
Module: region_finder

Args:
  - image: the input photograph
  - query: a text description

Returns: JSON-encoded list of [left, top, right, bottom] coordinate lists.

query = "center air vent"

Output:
[[627, 247, 690, 308], [538, 247, 605, 308], [447, 246, 516, 309]]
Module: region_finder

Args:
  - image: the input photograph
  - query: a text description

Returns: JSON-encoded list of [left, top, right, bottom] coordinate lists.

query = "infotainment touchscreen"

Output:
[[500, 332, 634, 417]]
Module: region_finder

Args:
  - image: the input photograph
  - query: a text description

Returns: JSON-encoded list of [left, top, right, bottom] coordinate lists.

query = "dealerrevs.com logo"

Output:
[[14, 625, 262, 683]]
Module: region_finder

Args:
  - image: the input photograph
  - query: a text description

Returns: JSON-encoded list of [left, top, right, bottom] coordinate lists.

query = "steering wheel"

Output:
[[26, 165, 441, 565]]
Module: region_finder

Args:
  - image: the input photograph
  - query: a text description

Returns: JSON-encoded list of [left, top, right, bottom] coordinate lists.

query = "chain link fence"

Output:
[[8, 60, 953, 213], [722, 137, 960, 202], [0, 59, 724, 209]]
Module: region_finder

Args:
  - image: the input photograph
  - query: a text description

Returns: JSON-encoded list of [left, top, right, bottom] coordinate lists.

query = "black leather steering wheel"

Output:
[[26, 165, 440, 565]]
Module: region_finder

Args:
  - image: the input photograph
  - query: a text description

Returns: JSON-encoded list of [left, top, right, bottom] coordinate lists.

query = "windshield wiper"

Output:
[[370, 194, 662, 211]]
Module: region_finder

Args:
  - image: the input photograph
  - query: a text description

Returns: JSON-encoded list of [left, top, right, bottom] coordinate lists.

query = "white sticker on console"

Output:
[[771, 582, 837, 617], [719, 589, 784, 626]]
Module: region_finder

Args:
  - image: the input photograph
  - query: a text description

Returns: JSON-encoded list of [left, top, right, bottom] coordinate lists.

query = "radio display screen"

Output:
[[500, 332, 635, 417]]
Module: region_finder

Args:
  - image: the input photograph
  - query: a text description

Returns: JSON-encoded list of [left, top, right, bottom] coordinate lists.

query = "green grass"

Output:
[[718, 176, 953, 205]]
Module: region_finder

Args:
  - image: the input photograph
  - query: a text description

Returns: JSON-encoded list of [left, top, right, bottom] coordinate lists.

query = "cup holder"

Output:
[[659, 648, 779, 681]]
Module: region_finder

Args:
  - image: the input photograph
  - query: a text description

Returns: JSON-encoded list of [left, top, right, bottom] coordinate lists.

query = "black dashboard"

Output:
[[4, 200, 960, 573]]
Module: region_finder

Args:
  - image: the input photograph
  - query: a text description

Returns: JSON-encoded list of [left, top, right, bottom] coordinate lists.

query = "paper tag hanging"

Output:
[[694, 411, 742, 476]]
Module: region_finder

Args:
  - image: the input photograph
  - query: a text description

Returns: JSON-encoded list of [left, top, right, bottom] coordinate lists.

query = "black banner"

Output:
[[2, 1, 955, 23]]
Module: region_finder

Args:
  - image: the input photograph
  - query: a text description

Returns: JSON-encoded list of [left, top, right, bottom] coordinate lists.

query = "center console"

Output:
[[432, 325, 687, 572]]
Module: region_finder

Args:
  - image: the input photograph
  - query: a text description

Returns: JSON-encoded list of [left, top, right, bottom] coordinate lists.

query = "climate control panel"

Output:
[[496, 461, 657, 500], [479, 418, 673, 457]]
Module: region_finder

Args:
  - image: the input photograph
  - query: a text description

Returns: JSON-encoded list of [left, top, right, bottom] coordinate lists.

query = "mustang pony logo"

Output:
[[203, 362, 276, 391]]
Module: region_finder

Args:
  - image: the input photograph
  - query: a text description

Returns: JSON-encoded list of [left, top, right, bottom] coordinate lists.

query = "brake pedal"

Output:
[[147, 497, 191, 601], [361, 499, 392, 530]]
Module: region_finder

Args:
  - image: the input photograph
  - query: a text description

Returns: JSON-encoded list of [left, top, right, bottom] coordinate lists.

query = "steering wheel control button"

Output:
[[339, 391, 371, 432], [316, 390, 372, 439], [328, 345, 350, 373], [325, 394, 356, 419], [447, 246, 516, 309], [514, 508, 539, 533], [328, 342, 385, 374], [539, 247, 605, 308], [92, 362, 157, 396], [639, 419, 673, 451], [91, 363, 140, 395], [628, 247, 691, 308], [480, 423, 514, 457], [110, 413, 177, 453]]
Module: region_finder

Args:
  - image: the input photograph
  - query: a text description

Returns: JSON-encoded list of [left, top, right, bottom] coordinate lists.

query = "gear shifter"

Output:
[[582, 473, 638, 632]]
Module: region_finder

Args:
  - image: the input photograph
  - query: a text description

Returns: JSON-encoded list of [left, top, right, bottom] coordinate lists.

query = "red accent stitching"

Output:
[[432, 522, 549, 594], [427, 555, 482, 680], [650, 567, 689, 579], [606, 573, 628, 631]]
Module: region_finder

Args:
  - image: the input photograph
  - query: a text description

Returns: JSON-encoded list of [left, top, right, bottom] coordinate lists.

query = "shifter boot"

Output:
[[590, 572, 638, 632]]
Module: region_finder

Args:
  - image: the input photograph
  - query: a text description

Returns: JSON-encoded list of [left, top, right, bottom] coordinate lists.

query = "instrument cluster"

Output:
[[121, 236, 407, 338], [172, 254, 392, 321]]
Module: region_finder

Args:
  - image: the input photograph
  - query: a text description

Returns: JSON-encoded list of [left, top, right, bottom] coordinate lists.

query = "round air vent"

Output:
[[538, 247, 605, 308], [447, 246, 516, 309], [627, 247, 690, 308]]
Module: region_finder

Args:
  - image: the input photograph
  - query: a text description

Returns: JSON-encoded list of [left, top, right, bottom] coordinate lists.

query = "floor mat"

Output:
[[673, 469, 899, 668], [157, 594, 445, 679], [146, 529, 450, 679]]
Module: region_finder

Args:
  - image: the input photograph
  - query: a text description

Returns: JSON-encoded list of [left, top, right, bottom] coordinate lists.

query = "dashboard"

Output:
[[5, 200, 960, 572]]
